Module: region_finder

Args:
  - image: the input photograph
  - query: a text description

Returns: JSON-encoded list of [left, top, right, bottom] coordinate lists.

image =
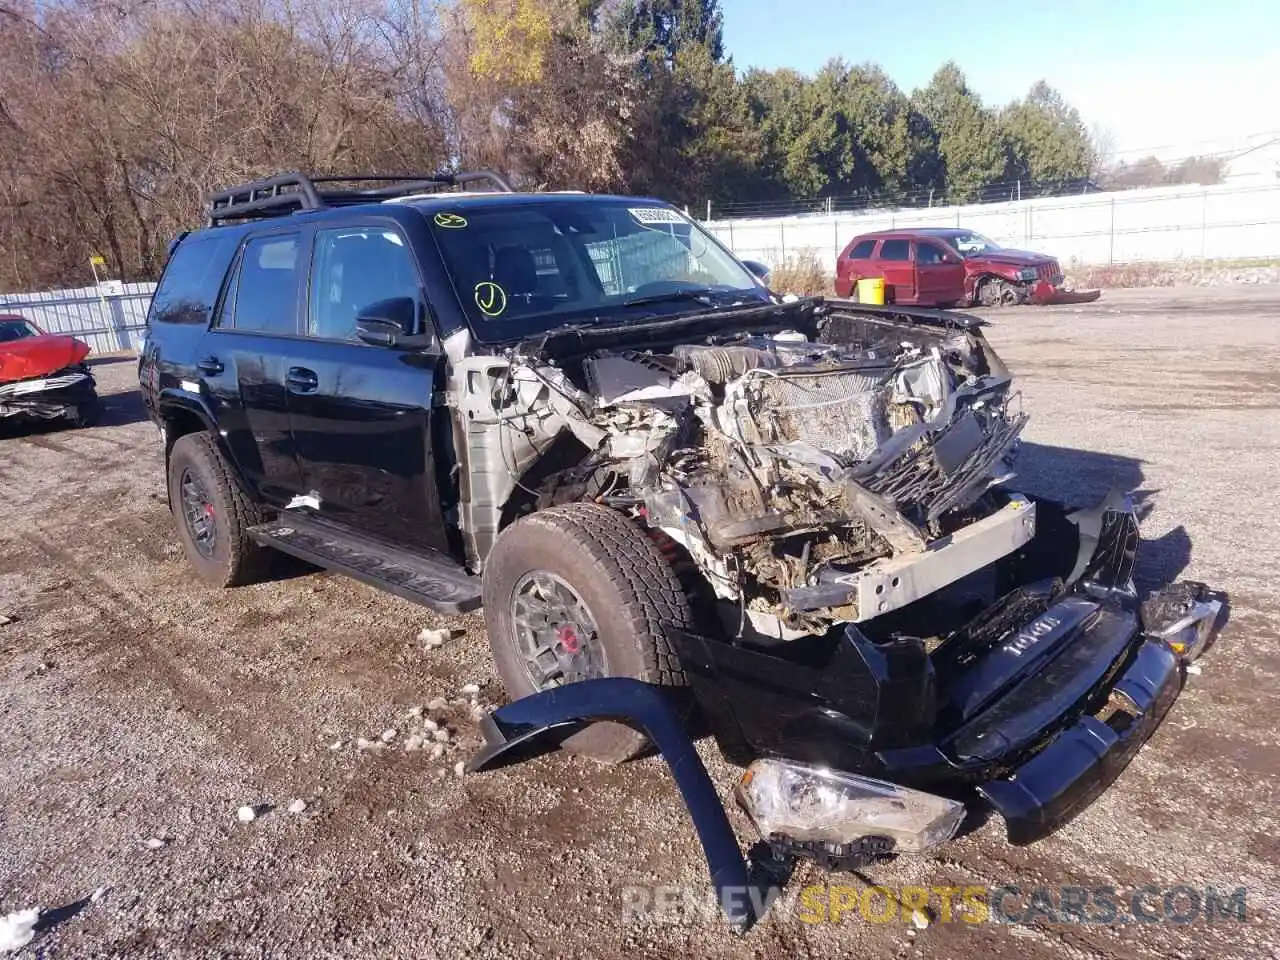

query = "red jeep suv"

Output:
[[834, 228, 1096, 307]]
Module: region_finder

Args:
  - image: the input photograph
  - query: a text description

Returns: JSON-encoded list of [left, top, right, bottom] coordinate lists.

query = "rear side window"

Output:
[[224, 234, 301, 336], [149, 233, 239, 326], [848, 239, 876, 259], [879, 239, 910, 261]]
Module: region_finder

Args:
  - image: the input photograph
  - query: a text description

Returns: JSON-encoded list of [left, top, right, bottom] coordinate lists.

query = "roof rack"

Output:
[[206, 170, 514, 225]]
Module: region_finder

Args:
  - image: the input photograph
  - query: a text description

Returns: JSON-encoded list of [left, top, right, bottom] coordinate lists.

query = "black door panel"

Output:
[[198, 338, 303, 501], [197, 229, 308, 504], [286, 339, 446, 551], [288, 220, 448, 552]]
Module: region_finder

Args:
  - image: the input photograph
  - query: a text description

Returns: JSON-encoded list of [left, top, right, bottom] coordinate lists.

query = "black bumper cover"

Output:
[[976, 639, 1181, 844]]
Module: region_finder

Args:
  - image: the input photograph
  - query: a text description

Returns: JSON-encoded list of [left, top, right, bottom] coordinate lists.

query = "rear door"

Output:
[[286, 219, 449, 552], [198, 229, 306, 503], [913, 240, 966, 306], [877, 238, 914, 303]]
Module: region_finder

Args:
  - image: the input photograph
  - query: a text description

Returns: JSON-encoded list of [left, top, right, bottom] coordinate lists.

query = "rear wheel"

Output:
[[167, 432, 267, 587], [482, 503, 691, 763]]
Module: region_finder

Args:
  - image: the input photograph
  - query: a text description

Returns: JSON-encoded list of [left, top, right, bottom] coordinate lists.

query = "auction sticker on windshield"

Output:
[[434, 212, 468, 229], [629, 207, 688, 225]]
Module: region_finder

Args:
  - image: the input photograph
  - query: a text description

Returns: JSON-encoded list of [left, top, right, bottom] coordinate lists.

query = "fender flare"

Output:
[[466, 677, 755, 930], [155, 389, 256, 500]]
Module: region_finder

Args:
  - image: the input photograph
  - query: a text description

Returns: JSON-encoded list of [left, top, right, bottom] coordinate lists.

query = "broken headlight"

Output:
[[735, 759, 965, 855], [1152, 599, 1221, 663]]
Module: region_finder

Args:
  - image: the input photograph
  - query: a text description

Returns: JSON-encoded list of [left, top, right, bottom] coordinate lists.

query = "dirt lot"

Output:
[[1, 286, 1277, 959]]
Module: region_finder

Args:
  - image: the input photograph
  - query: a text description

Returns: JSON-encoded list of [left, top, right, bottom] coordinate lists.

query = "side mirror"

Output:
[[742, 259, 771, 285], [355, 297, 434, 349]]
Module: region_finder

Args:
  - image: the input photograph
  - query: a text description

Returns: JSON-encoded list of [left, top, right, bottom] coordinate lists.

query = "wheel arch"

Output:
[[156, 392, 254, 504]]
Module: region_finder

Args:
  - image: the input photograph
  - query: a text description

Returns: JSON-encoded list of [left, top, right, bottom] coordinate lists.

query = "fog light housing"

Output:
[[735, 759, 964, 855], [1153, 599, 1221, 662]]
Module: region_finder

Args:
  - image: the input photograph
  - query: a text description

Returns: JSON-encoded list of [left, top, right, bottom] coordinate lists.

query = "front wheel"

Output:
[[978, 277, 1025, 307], [167, 432, 267, 587], [482, 503, 692, 763]]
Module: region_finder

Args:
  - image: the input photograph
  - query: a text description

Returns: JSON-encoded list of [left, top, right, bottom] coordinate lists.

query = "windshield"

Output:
[[944, 232, 1002, 256], [0, 318, 38, 343], [426, 199, 767, 337]]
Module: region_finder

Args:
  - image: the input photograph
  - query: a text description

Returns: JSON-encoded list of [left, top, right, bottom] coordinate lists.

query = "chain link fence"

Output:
[[704, 181, 1280, 274]]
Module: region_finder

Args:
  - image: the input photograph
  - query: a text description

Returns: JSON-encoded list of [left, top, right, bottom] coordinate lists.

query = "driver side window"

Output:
[[915, 242, 947, 265], [308, 227, 420, 341]]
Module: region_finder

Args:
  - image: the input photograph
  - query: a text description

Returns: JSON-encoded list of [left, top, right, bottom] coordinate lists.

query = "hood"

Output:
[[0, 335, 91, 383], [966, 249, 1055, 267]]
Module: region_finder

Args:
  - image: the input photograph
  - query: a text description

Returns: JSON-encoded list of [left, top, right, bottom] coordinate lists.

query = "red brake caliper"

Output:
[[556, 623, 581, 654]]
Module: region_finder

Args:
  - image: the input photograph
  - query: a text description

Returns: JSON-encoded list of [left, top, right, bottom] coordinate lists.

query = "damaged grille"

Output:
[[746, 369, 889, 463], [865, 407, 1027, 523]]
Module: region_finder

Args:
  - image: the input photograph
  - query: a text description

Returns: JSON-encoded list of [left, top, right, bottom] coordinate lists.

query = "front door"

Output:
[[198, 229, 306, 504], [877, 238, 915, 303], [913, 240, 967, 306], [286, 221, 449, 552]]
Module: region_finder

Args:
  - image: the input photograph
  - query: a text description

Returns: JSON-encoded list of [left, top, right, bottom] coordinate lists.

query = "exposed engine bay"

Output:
[[449, 302, 1029, 640]]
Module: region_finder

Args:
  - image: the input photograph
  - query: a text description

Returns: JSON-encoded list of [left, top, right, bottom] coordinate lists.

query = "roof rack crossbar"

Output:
[[206, 169, 514, 225]]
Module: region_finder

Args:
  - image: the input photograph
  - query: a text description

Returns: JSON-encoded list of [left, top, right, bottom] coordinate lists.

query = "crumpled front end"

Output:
[[673, 492, 1222, 856], [0, 365, 99, 422], [452, 303, 1031, 644]]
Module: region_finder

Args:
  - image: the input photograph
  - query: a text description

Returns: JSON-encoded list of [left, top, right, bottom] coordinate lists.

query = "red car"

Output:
[[0, 314, 101, 427], [834, 228, 1099, 307]]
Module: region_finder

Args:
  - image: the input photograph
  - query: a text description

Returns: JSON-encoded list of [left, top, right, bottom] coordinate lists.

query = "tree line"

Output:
[[0, 0, 1103, 289]]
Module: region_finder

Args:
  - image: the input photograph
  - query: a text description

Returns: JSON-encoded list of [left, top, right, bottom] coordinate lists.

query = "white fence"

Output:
[[705, 181, 1280, 274], [0, 282, 155, 354]]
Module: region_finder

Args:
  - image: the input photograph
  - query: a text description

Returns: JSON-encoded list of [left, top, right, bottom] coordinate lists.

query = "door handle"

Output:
[[196, 355, 224, 375], [286, 367, 319, 394]]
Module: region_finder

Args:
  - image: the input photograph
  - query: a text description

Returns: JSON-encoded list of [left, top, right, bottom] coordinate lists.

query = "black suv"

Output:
[[140, 171, 1218, 864]]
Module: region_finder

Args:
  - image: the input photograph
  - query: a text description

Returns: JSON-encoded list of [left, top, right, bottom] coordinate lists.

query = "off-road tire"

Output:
[[167, 432, 267, 588], [482, 503, 691, 763]]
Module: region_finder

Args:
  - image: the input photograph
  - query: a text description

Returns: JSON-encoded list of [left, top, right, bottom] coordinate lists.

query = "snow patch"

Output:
[[0, 908, 39, 952]]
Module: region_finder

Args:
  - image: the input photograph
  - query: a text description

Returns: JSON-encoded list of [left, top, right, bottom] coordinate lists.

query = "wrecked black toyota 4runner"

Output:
[[139, 172, 1220, 911]]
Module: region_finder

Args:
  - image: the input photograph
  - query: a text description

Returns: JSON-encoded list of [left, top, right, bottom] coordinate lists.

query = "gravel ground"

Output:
[[0, 286, 1277, 958]]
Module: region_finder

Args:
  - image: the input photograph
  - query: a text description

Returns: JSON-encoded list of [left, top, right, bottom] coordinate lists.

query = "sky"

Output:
[[722, 0, 1280, 162]]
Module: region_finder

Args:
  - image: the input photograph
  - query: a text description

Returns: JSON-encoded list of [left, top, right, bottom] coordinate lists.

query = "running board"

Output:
[[249, 515, 482, 614]]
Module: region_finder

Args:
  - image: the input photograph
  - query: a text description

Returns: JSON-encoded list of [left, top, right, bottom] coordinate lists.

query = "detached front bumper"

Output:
[[1029, 280, 1102, 305]]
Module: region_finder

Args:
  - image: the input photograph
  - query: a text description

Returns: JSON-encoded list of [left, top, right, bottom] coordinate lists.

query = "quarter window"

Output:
[[308, 227, 421, 341], [149, 232, 240, 326]]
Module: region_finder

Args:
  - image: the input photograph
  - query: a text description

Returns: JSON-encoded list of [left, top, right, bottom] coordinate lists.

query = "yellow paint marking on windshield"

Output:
[[474, 281, 508, 317], [434, 212, 469, 229]]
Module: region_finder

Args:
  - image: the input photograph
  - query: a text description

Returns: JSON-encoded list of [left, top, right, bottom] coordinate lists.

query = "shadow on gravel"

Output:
[[31, 894, 92, 934], [0, 387, 150, 437], [95, 388, 150, 427]]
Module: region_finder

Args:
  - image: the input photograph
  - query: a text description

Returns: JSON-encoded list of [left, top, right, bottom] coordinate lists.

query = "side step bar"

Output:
[[249, 514, 482, 614]]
